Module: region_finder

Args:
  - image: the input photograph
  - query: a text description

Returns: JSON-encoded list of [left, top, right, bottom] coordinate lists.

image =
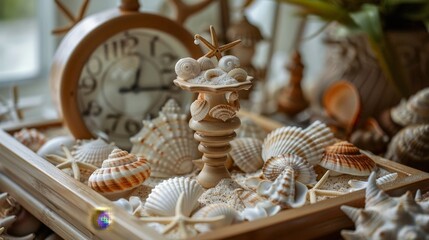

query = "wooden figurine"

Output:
[[174, 26, 252, 188]]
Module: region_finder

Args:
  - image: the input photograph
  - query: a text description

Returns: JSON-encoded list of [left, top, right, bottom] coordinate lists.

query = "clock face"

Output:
[[77, 29, 193, 149]]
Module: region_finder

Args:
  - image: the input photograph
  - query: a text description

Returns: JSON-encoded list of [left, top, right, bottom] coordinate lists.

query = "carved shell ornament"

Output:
[[190, 98, 210, 121], [209, 104, 236, 122], [175, 57, 201, 80]]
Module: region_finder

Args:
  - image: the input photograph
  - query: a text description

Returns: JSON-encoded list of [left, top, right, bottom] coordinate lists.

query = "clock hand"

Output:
[[132, 85, 172, 91], [119, 67, 142, 93]]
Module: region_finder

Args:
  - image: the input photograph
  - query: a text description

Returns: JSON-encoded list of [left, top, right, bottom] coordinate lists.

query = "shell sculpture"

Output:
[[71, 138, 116, 168], [87, 149, 151, 200], [175, 57, 201, 80], [236, 117, 267, 141], [197, 56, 215, 71], [262, 154, 317, 185], [320, 141, 376, 176], [229, 138, 263, 173], [130, 111, 199, 178], [341, 172, 429, 240], [262, 120, 335, 165], [209, 104, 236, 122], [385, 124, 429, 172], [190, 99, 210, 122], [192, 203, 242, 233], [13, 128, 47, 152], [390, 87, 429, 127]]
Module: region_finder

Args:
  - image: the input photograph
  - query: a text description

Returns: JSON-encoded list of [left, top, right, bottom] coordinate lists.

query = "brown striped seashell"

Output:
[[209, 104, 236, 122], [229, 138, 263, 173], [13, 128, 46, 152], [71, 138, 117, 168], [390, 88, 429, 127], [320, 141, 376, 176], [87, 149, 151, 200], [385, 124, 429, 172], [175, 57, 200, 80], [197, 56, 215, 71], [227, 68, 247, 82], [262, 154, 317, 184], [192, 203, 242, 233], [235, 188, 265, 208], [190, 99, 210, 122], [236, 117, 267, 141], [218, 55, 240, 72]]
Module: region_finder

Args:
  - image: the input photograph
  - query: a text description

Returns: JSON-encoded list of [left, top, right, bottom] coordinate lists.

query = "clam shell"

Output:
[[218, 55, 240, 72], [192, 204, 242, 233], [227, 68, 247, 82], [161, 99, 182, 114], [37, 136, 75, 158], [175, 57, 200, 80], [144, 177, 203, 217], [197, 56, 215, 71], [72, 138, 116, 167], [236, 117, 267, 141], [262, 154, 316, 184], [13, 128, 47, 152], [320, 141, 376, 176], [391, 88, 429, 126], [209, 104, 236, 122], [88, 149, 151, 200], [190, 99, 210, 122], [229, 138, 263, 173]]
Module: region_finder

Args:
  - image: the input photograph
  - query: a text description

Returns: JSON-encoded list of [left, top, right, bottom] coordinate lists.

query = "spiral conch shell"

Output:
[[209, 104, 236, 122], [197, 56, 215, 71], [190, 99, 210, 122], [175, 57, 201, 80], [88, 149, 151, 200], [13, 128, 46, 152], [218, 55, 240, 72], [228, 138, 263, 173], [390, 87, 429, 126], [227, 68, 247, 82], [263, 154, 317, 184], [71, 138, 116, 167]]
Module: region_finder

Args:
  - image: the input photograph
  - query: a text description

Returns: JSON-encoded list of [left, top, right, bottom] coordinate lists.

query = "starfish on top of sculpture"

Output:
[[194, 25, 241, 60]]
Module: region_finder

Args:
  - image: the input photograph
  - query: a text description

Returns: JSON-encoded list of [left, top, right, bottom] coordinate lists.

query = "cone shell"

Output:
[[88, 149, 151, 198], [175, 57, 200, 80], [263, 154, 316, 184], [262, 120, 335, 165], [192, 203, 242, 233], [320, 141, 376, 176], [197, 56, 215, 71], [190, 99, 210, 122], [144, 177, 203, 217], [13, 128, 47, 152], [229, 138, 263, 173], [236, 118, 267, 141], [71, 138, 116, 167], [391, 88, 429, 126], [218, 55, 240, 72], [130, 110, 199, 178], [161, 99, 182, 114], [209, 104, 236, 122], [227, 68, 247, 82]]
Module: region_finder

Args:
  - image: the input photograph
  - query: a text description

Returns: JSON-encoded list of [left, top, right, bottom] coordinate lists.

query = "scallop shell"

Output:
[[262, 120, 335, 165], [144, 177, 203, 217], [37, 136, 75, 158], [88, 149, 151, 200], [161, 99, 182, 114], [197, 56, 215, 71], [235, 188, 265, 208], [192, 204, 242, 233], [204, 68, 225, 81], [227, 68, 247, 82], [190, 99, 210, 122], [391, 88, 429, 127], [320, 141, 376, 176], [226, 91, 239, 104], [348, 172, 398, 191], [13, 128, 47, 152], [236, 117, 267, 141], [209, 104, 236, 122], [229, 138, 263, 173], [175, 57, 200, 80], [130, 109, 200, 177], [385, 124, 429, 171], [218, 55, 240, 72], [71, 138, 116, 167], [262, 154, 317, 184]]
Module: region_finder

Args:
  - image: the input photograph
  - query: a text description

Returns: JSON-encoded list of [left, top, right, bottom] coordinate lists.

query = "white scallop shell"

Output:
[[229, 138, 263, 173], [209, 104, 236, 122], [13, 128, 47, 152], [227, 68, 247, 82], [72, 138, 117, 167], [204, 68, 225, 81], [218, 55, 240, 72], [197, 56, 215, 71], [161, 99, 182, 114], [113, 198, 133, 214], [236, 117, 267, 141], [37, 136, 75, 158], [190, 99, 210, 122], [144, 177, 203, 217], [192, 204, 242, 233], [175, 57, 201, 80], [130, 110, 200, 178], [262, 154, 317, 184]]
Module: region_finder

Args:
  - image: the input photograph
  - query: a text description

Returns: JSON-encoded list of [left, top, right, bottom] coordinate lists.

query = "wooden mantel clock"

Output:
[[50, 0, 203, 149]]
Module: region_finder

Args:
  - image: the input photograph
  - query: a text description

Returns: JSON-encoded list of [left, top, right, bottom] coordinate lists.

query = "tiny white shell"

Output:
[[37, 136, 75, 158], [197, 56, 215, 71], [218, 55, 240, 72], [175, 57, 200, 80], [72, 138, 117, 167], [190, 99, 210, 121], [227, 68, 247, 82]]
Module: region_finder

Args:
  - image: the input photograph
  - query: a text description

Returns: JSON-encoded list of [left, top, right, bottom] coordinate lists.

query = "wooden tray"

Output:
[[1, 114, 429, 240]]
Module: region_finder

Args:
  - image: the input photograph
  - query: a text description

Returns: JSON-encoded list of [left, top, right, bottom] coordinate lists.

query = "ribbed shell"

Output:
[[192, 203, 242, 233], [209, 104, 236, 122], [161, 99, 182, 114], [144, 177, 203, 217], [72, 138, 116, 167], [391, 88, 429, 126], [175, 57, 200, 80], [218, 55, 240, 72], [87, 149, 151, 196], [348, 172, 398, 191], [262, 154, 317, 184], [236, 118, 267, 141], [13, 128, 47, 152], [320, 141, 376, 176], [235, 188, 265, 208], [229, 138, 263, 173], [190, 99, 210, 122], [197, 56, 215, 71], [262, 120, 335, 165], [130, 112, 199, 178], [228, 68, 247, 82]]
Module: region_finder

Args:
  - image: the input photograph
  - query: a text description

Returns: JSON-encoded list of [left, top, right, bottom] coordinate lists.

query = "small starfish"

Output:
[[45, 145, 97, 181], [139, 192, 224, 238], [194, 25, 241, 60], [307, 170, 345, 204]]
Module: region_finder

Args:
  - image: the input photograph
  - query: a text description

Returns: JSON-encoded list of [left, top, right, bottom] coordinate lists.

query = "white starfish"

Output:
[[139, 192, 225, 238], [307, 170, 345, 204]]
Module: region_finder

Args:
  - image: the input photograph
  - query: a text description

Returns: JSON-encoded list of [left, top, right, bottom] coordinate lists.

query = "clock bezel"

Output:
[[50, 8, 202, 141]]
